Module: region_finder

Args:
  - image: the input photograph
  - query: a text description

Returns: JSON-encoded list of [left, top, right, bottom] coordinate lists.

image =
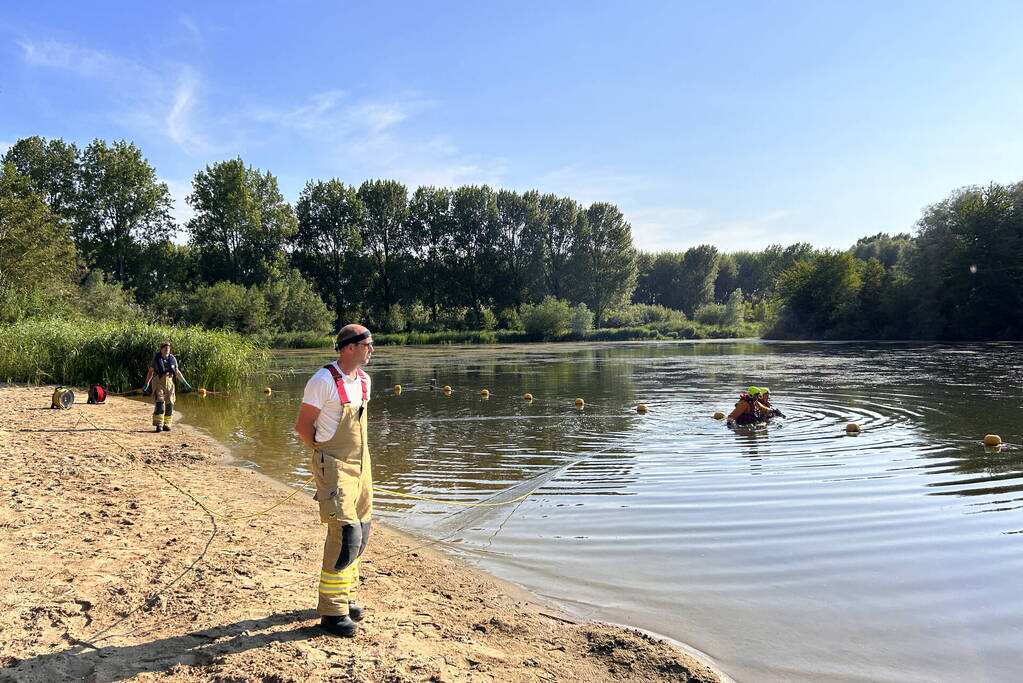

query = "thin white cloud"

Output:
[[0, 141, 11, 157], [179, 14, 202, 43], [164, 69, 210, 155], [17, 39, 130, 79]]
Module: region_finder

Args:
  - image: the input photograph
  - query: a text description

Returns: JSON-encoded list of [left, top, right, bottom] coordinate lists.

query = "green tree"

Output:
[[449, 185, 500, 327], [293, 179, 364, 328], [908, 183, 1023, 339], [715, 253, 739, 302], [678, 245, 720, 317], [644, 252, 684, 309], [632, 251, 656, 305], [850, 233, 912, 269], [0, 164, 77, 322], [775, 251, 862, 337], [1, 136, 80, 219], [407, 186, 453, 322], [187, 158, 297, 286], [132, 240, 196, 307], [495, 189, 540, 312], [534, 194, 580, 299], [569, 202, 637, 326], [357, 179, 409, 323], [76, 139, 173, 283]]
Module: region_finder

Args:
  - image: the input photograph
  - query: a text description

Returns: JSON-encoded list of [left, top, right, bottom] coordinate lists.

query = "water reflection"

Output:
[[172, 341, 1023, 683]]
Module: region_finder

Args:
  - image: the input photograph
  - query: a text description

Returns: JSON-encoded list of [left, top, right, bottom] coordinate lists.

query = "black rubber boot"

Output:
[[319, 614, 357, 637], [154, 425, 162, 432], [347, 602, 365, 622], [162, 425, 171, 431]]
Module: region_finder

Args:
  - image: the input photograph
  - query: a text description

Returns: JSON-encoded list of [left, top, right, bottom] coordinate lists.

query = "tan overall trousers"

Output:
[[312, 374, 372, 617], [153, 374, 175, 427]]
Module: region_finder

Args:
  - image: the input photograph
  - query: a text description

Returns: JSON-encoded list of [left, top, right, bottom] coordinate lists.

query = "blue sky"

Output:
[[3, 2, 1022, 252]]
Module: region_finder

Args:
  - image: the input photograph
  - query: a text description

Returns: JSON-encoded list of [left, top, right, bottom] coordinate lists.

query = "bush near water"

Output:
[[0, 319, 268, 392]]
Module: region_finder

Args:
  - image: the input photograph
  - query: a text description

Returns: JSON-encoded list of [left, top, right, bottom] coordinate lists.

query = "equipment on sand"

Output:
[[51, 387, 75, 409], [87, 384, 107, 404]]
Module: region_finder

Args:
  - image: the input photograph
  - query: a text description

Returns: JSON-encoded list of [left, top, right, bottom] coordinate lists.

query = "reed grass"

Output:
[[0, 318, 269, 391]]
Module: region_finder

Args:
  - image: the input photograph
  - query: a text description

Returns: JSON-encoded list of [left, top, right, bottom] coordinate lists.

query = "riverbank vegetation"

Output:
[[3, 134, 1021, 347], [0, 318, 268, 391]]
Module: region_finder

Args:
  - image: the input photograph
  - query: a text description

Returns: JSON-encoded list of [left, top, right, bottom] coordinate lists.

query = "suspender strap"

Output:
[[356, 368, 368, 401], [323, 364, 370, 404]]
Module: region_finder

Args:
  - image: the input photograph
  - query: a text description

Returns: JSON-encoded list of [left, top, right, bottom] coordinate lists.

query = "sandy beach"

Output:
[[0, 386, 720, 683]]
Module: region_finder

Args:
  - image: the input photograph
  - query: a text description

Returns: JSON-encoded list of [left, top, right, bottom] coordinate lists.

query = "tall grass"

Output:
[[0, 318, 269, 391]]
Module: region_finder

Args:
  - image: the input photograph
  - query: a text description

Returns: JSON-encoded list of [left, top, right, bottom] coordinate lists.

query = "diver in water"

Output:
[[726, 387, 777, 426], [758, 387, 785, 418]]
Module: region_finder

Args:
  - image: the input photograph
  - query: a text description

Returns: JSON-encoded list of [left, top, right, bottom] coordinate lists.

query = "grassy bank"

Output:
[[0, 318, 269, 391], [264, 322, 762, 348]]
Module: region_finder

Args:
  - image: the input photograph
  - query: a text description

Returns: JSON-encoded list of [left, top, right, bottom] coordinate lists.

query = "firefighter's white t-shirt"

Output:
[[302, 362, 372, 442]]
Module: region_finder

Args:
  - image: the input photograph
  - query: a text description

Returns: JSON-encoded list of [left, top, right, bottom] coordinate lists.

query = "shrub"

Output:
[[521, 296, 572, 340], [604, 304, 685, 327], [722, 288, 745, 327], [497, 307, 523, 331], [695, 303, 726, 326], [259, 270, 333, 333], [384, 304, 406, 333], [186, 281, 270, 334], [479, 306, 497, 331], [571, 303, 594, 334]]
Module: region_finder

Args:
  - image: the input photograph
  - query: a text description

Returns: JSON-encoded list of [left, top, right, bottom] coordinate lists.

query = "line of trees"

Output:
[[3, 134, 1020, 340], [2, 136, 638, 334]]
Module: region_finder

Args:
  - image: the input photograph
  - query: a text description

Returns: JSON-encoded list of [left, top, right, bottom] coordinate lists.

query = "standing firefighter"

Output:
[[294, 324, 375, 637], [142, 341, 192, 432]]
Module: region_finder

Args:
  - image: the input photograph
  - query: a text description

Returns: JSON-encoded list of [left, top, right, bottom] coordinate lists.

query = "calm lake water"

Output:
[[170, 341, 1023, 682]]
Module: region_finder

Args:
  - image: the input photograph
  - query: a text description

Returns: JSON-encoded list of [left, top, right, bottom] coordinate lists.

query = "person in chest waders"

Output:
[[294, 324, 374, 637], [142, 342, 192, 432]]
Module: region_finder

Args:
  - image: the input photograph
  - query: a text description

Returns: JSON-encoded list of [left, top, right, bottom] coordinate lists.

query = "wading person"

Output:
[[726, 386, 772, 426], [294, 324, 374, 637], [142, 341, 191, 432]]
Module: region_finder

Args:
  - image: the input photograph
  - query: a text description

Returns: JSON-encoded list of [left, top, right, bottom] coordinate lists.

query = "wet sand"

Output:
[[0, 386, 721, 682]]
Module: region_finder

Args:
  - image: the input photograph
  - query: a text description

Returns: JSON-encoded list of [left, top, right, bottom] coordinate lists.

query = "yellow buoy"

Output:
[[197, 387, 207, 396], [480, 389, 490, 397], [846, 423, 860, 433], [713, 411, 725, 420], [524, 393, 533, 401], [636, 404, 648, 413], [263, 387, 272, 395], [983, 434, 1002, 446], [984, 444, 1003, 453], [393, 384, 402, 394], [443, 385, 452, 392], [574, 398, 585, 407]]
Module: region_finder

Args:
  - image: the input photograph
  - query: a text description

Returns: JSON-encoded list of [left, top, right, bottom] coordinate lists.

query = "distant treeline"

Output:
[[2, 135, 1020, 341]]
